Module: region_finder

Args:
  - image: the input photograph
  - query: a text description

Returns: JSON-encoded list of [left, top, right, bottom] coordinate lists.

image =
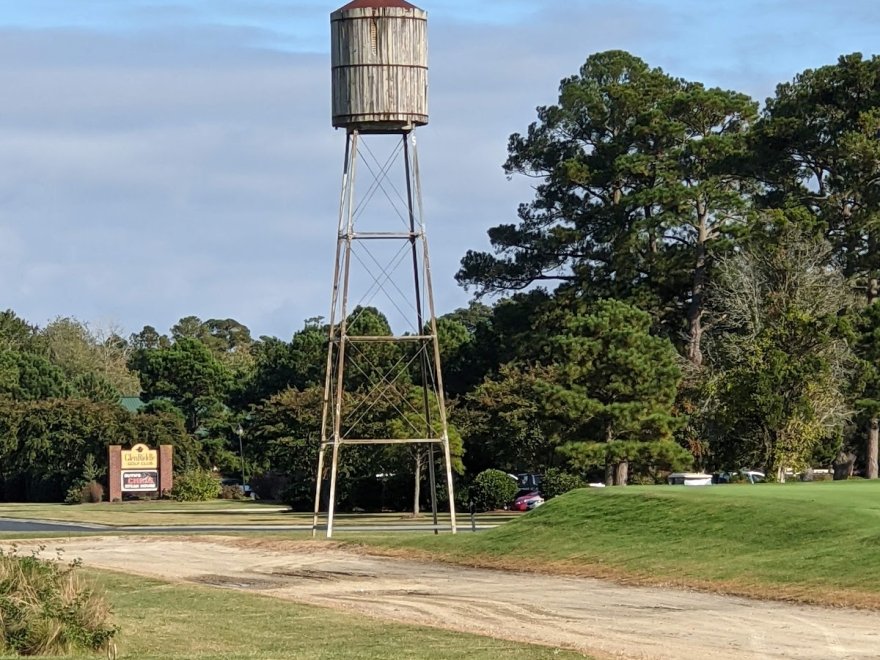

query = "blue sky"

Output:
[[0, 0, 877, 339]]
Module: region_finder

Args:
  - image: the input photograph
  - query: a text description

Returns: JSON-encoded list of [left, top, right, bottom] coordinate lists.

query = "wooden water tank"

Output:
[[331, 0, 428, 132]]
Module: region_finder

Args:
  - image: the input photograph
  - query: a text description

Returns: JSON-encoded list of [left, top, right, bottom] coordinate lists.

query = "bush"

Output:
[[87, 481, 104, 503], [470, 469, 518, 512], [64, 481, 105, 505], [219, 484, 247, 500], [63, 454, 107, 504], [0, 545, 117, 656], [249, 471, 290, 501], [282, 477, 320, 512], [170, 469, 221, 502], [540, 468, 585, 499], [435, 480, 470, 512]]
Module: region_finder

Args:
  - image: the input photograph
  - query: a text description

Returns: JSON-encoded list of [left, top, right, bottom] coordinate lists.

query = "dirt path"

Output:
[[9, 536, 879, 659]]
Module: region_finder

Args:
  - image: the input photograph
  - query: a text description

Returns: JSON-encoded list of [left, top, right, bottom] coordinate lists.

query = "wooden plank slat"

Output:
[[331, 6, 428, 130]]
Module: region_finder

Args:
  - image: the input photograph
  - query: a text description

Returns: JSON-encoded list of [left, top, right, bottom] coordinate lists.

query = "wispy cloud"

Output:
[[0, 1, 876, 336]]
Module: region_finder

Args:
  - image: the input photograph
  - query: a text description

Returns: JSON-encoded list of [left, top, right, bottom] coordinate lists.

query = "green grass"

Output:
[[344, 480, 880, 608], [0, 501, 293, 527], [0, 569, 588, 659]]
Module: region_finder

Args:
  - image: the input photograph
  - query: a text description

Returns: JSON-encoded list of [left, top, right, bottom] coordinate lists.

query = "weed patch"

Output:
[[0, 545, 117, 656]]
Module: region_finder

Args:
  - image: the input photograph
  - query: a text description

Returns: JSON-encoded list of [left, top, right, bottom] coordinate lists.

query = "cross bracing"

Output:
[[312, 129, 457, 537]]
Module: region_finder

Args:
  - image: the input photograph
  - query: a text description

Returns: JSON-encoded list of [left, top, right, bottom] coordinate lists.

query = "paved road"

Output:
[[0, 517, 104, 533], [0, 517, 489, 534]]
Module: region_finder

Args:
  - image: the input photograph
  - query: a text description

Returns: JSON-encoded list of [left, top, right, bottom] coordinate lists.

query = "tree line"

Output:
[[0, 49, 878, 505], [456, 49, 880, 485]]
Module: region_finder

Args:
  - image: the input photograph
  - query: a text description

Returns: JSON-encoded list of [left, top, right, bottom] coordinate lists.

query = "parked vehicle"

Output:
[[221, 477, 253, 497], [667, 472, 713, 486], [740, 470, 765, 484], [516, 473, 543, 490], [712, 469, 766, 484], [509, 489, 544, 511]]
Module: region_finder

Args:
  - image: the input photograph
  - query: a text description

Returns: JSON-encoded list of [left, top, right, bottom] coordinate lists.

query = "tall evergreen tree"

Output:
[[457, 50, 757, 362], [129, 337, 233, 433], [854, 303, 880, 478], [538, 299, 686, 485], [755, 53, 880, 281]]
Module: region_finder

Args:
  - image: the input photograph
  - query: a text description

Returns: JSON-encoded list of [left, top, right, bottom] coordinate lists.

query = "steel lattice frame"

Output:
[[312, 128, 457, 537]]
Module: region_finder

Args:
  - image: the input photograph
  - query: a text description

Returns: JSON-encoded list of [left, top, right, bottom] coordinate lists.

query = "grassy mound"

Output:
[[353, 480, 880, 608], [0, 546, 117, 656]]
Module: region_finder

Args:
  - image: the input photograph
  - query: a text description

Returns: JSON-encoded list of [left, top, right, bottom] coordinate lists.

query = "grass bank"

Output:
[[0, 569, 587, 659], [344, 480, 880, 609]]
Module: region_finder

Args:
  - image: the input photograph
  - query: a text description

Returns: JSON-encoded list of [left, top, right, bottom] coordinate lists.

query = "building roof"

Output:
[[336, 0, 419, 11], [119, 396, 145, 413]]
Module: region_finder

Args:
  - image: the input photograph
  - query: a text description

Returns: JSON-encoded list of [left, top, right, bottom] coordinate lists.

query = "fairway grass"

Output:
[[0, 569, 588, 660], [344, 480, 880, 609]]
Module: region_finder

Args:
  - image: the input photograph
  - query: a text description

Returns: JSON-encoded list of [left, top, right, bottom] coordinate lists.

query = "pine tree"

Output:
[[538, 299, 688, 484]]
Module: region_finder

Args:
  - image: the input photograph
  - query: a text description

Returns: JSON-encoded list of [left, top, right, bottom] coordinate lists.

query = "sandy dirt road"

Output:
[[7, 536, 879, 659]]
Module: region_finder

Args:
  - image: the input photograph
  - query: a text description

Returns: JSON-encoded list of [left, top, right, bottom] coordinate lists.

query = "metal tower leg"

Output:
[[410, 133, 456, 533], [327, 130, 358, 539], [315, 131, 359, 539], [403, 134, 439, 531], [312, 134, 354, 537], [314, 128, 456, 537]]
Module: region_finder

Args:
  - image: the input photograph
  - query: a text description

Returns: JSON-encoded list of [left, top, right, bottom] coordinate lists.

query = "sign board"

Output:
[[108, 444, 172, 502], [121, 443, 157, 469], [121, 470, 159, 492]]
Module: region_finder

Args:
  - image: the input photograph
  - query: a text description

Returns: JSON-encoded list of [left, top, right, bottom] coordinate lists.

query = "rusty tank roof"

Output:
[[335, 0, 420, 11]]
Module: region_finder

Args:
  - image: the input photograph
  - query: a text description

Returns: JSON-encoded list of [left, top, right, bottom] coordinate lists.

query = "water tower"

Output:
[[312, 0, 457, 537]]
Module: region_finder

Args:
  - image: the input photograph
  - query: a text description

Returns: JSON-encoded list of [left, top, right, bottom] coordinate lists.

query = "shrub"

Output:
[[81, 453, 105, 484], [470, 469, 518, 512], [249, 471, 290, 502], [282, 479, 316, 512], [170, 469, 221, 501], [219, 484, 246, 500], [64, 483, 84, 505], [63, 454, 108, 505], [87, 481, 104, 503], [0, 546, 117, 656], [435, 480, 470, 511], [540, 468, 585, 499], [64, 481, 105, 505]]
